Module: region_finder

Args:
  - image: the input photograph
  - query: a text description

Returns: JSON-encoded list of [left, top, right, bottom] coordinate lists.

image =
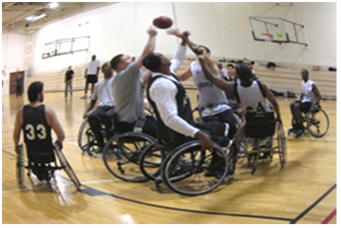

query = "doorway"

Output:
[[9, 71, 25, 95]]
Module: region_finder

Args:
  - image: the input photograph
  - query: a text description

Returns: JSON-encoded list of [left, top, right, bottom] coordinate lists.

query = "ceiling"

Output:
[[2, 2, 115, 34]]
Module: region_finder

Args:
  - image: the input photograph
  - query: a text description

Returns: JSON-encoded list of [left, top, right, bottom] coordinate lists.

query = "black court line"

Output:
[[3, 147, 293, 222], [2, 149, 15, 156], [290, 183, 337, 224], [80, 185, 293, 222], [3, 148, 334, 223]]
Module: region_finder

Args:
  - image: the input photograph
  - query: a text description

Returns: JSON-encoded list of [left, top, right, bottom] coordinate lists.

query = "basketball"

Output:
[[153, 16, 173, 29]]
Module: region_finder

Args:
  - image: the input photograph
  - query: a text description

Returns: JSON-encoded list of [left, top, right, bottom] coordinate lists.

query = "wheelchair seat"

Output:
[[244, 112, 276, 138], [237, 112, 285, 174], [16, 143, 81, 191]]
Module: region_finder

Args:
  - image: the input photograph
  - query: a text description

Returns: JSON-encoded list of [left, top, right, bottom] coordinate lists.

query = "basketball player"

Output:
[[289, 69, 321, 133], [83, 62, 115, 153], [143, 52, 213, 150], [110, 27, 189, 134], [176, 44, 237, 139], [81, 55, 101, 99], [186, 38, 281, 123], [13, 81, 65, 179]]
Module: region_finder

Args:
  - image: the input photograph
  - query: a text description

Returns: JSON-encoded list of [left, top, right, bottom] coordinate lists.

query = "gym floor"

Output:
[[2, 90, 337, 224]]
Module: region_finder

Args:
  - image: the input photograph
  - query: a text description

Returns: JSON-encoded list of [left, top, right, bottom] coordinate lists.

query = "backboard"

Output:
[[42, 36, 90, 59], [249, 17, 307, 46]]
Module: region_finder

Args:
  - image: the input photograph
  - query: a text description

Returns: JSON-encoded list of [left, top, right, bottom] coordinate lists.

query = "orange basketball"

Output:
[[153, 16, 173, 29]]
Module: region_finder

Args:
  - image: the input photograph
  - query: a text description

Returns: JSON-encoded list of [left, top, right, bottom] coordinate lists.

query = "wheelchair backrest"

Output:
[[244, 112, 276, 138]]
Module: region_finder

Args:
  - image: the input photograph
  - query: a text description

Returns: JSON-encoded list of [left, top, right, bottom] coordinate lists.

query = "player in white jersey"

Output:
[[184, 37, 282, 124], [177, 45, 237, 139], [289, 69, 321, 133]]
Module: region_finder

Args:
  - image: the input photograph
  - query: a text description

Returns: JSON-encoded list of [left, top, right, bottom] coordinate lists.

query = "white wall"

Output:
[[2, 32, 27, 95], [2, 2, 337, 95]]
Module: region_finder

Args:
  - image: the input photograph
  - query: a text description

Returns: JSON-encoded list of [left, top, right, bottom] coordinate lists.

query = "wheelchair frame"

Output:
[[138, 112, 243, 196], [16, 143, 81, 191], [236, 122, 287, 174], [288, 106, 329, 138]]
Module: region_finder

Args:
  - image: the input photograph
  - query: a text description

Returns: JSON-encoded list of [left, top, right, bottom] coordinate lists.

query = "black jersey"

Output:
[[147, 74, 194, 148], [22, 105, 54, 163]]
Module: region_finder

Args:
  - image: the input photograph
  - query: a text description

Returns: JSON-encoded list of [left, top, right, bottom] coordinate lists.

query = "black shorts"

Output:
[[202, 109, 237, 139], [295, 100, 312, 113], [86, 75, 98, 84]]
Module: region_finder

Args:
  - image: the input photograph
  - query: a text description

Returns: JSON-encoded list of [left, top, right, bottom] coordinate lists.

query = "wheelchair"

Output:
[[235, 112, 287, 174], [77, 117, 112, 156], [16, 142, 81, 191], [288, 105, 329, 138], [78, 107, 156, 156], [138, 112, 243, 196]]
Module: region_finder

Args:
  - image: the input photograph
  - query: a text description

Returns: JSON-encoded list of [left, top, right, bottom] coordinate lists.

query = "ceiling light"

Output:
[[26, 16, 35, 21], [33, 13, 47, 21], [49, 2, 59, 8]]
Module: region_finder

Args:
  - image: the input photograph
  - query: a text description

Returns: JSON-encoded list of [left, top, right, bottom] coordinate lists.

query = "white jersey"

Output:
[[235, 80, 272, 114], [190, 61, 231, 117], [302, 79, 316, 103], [87, 59, 101, 75], [91, 76, 115, 107]]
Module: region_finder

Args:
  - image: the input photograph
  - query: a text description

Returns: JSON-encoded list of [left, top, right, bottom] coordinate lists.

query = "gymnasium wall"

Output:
[[2, 2, 337, 95], [2, 33, 27, 95]]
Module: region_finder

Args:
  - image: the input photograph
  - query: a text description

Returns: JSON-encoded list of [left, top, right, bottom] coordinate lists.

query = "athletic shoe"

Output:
[[80, 94, 87, 99]]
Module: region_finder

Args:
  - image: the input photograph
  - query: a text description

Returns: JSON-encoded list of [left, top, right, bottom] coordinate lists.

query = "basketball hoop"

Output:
[[262, 33, 273, 44]]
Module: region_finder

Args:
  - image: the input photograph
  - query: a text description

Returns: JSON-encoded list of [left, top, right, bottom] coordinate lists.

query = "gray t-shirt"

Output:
[[112, 62, 144, 123], [91, 76, 115, 107]]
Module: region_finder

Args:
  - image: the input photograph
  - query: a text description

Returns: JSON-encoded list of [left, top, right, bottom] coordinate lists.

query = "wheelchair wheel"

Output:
[[162, 141, 229, 196], [277, 123, 287, 168], [102, 132, 155, 182], [16, 144, 25, 185], [139, 143, 167, 181], [306, 109, 329, 138], [53, 144, 81, 191], [77, 118, 99, 155]]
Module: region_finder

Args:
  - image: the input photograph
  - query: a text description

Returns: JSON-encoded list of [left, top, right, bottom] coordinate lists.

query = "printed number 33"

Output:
[[25, 124, 47, 140]]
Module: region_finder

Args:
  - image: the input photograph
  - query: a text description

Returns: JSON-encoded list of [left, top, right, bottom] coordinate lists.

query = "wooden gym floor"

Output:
[[2, 90, 337, 224]]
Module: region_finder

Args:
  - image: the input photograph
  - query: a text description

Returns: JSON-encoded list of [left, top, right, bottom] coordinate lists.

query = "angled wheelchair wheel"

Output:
[[16, 144, 25, 185], [162, 141, 229, 196], [139, 143, 167, 181], [53, 144, 81, 191], [277, 123, 287, 168], [102, 132, 155, 182], [77, 118, 99, 155], [306, 108, 329, 138]]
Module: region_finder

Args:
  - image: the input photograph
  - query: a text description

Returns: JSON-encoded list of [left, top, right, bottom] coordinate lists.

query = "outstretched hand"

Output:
[[189, 43, 203, 55], [147, 26, 158, 37], [167, 29, 190, 45], [166, 28, 182, 37]]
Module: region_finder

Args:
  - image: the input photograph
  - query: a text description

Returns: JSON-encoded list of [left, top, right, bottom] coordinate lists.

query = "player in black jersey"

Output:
[[13, 81, 65, 180]]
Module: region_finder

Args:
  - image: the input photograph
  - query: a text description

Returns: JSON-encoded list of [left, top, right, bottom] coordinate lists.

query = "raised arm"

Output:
[[262, 83, 281, 123], [186, 38, 235, 95], [167, 29, 189, 73], [176, 67, 193, 81], [136, 27, 158, 69]]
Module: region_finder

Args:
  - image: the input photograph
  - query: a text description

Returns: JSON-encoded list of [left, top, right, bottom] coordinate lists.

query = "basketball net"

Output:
[[262, 33, 273, 44]]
